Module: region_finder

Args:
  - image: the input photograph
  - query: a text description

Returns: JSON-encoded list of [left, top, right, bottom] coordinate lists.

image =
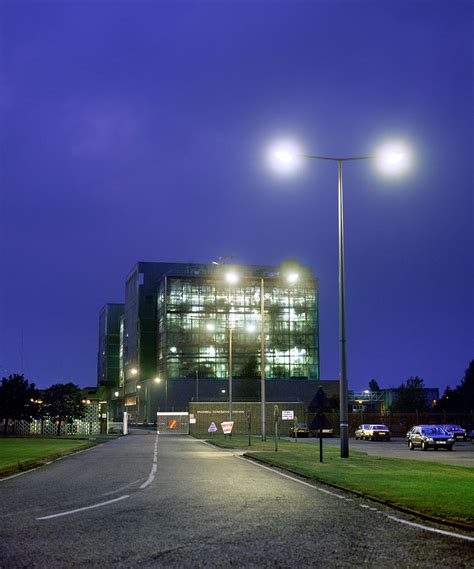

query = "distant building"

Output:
[[98, 260, 321, 421], [349, 387, 440, 413]]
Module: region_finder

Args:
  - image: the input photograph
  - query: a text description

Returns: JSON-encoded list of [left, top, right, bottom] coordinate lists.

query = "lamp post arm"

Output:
[[303, 155, 372, 162]]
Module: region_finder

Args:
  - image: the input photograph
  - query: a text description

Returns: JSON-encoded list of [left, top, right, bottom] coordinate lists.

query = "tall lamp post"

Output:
[[272, 140, 410, 458], [225, 271, 299, 441]]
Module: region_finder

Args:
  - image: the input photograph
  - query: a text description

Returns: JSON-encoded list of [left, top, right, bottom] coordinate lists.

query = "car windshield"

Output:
[[372, 425, 388, 430], [421, 427, 445, 435]]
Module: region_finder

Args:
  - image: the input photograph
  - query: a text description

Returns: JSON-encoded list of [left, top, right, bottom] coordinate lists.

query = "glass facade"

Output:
[[157, 276, 319, 381]]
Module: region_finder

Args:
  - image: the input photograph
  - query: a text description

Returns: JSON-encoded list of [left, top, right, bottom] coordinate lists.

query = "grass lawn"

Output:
[[195, 434, 474, 527], [0, 438, 96, 475]]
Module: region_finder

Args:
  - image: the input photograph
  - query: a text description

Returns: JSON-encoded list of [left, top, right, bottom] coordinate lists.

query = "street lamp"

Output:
[[273, 140, 410, 458], [224, 270, 299, 441]]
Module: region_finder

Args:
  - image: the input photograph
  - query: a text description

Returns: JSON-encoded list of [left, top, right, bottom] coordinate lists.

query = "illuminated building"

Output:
[[98, 260, 320, 422]]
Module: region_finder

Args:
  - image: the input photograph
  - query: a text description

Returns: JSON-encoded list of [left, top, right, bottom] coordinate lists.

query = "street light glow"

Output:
[[130, 368, 138, 376], [267, 139, 304, 176], [375, 141, 411, 176], [225, 271, 239, 284], [206, 322, 215, 332], [154, 377, 162, 384], [287, 272, 299, 284], [246, 324, 256, 333]]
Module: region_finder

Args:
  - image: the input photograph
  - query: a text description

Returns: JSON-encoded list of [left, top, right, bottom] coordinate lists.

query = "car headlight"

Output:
[[448, 438, 455, 442], [427, 438, 434, 442]]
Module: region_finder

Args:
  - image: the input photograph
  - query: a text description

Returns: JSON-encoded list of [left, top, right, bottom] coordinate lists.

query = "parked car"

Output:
[[289, 423, 310, 438], [365, 424, 391, 441], [406, 426, 416, 440], [355, 424, 390, 440], [354, 424, 371, 440], [407, 425, 455, 451], [309, 415, 334, 437], [440, 424, 467, 441]]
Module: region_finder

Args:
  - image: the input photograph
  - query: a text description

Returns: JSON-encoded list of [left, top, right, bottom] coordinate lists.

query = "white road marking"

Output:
[[102, 478, 145, 496], [385, 515, 474, 543], [36, 495, 129, 520], [0, 468, 40, 482], [240, 455, 474, 542], [140, 433, 159, 489]]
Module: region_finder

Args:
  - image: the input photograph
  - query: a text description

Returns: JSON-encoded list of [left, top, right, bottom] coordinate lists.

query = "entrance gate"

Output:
[[156, 412, 189, 434]]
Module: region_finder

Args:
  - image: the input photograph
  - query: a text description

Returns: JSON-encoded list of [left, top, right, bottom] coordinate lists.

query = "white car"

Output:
[[363, 424, 391, 441]]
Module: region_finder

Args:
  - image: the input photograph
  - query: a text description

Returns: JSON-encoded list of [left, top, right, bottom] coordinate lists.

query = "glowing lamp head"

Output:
[[225, 271, 239, 285], [130, 368, 138, 376], [376, 141, 411, 176], [206, 323, 215, 332], [246, 324, 256, 333], [287, 272, 299, 284], [154, 377, 162, 384], [266, 139, 304, 176]]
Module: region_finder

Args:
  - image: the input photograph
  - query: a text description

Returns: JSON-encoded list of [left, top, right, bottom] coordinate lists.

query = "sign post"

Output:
[[313, 387, 329, 463], [247, 410, 252, 446], [273, 405, 279, 452]]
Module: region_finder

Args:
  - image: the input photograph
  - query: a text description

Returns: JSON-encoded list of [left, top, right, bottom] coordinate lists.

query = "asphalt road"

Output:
[[0, 432, 473, 568], [288, 437, 474, 467]]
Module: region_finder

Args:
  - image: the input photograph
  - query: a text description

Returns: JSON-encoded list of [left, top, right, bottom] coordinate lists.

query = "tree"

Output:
[[390, 376, 429, 413], [236, 356, 259, 400], [368, 378, 380, 391], [438, 360, 474, 411], [43, 383, 86, 436], [0, 374, 39, 436]]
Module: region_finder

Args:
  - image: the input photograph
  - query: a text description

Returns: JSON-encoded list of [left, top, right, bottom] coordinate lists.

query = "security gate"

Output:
[[156, 412, 189, 434]]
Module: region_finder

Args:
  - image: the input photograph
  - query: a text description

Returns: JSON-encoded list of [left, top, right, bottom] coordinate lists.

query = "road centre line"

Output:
[[140, 432, 159, 490], [36, 495, 129, 520], [238, 455, 474, 543]]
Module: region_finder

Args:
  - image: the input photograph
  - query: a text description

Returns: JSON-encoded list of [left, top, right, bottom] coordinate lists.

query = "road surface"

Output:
[[0, 432, 473, 568]]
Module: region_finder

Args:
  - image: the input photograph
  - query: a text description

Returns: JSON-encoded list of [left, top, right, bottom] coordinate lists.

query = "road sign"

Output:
[[168, 419, 177, 429], [208, 422, 217, 433], [190, 418, 196, 424], [282, 410, 294, 421], [221, 421, 234, 434]]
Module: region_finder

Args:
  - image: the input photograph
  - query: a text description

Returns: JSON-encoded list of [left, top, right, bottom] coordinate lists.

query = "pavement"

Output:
[[0, 432, 473, 568]]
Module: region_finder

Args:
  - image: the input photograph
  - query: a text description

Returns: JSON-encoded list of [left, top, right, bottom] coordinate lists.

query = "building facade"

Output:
[[98, 260, 320, 422]]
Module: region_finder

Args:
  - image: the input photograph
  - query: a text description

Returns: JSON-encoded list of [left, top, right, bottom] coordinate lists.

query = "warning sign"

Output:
[[168, 419, 177, 429], [208, 422, 218, 433], [221, 421, 234, 435]]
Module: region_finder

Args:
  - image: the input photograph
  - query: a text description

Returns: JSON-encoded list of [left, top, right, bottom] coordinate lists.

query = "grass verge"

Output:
[[0, 438, 97, 477], [195, 434, 474, 528]]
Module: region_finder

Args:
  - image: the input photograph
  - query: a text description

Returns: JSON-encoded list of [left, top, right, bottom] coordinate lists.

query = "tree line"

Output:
[[367, 360, 474, 413], [0, 374, 86, 436]]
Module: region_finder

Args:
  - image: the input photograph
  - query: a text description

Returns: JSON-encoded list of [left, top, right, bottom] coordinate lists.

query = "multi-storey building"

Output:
[[98, 260, 320, 422]]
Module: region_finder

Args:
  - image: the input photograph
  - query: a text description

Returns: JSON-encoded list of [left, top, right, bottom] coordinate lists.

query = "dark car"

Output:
[[289, 423, 310, 438], [440, 424, 467, 441], [309, 415, 334, 438], [407, 425, 455, 451]]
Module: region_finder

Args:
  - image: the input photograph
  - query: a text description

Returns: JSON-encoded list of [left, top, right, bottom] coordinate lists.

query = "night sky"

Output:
[[1, 1, 472, 393]]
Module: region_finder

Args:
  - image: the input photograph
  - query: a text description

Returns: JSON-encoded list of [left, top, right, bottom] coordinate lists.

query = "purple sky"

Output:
[[1, 1, 472, 392]]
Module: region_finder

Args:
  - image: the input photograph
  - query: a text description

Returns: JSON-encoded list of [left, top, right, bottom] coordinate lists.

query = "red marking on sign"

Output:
[[168, 420, 177, 429]]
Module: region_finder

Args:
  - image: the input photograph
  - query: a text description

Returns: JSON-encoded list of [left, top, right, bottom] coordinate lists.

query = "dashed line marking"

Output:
[[140, 432, 159, 489]]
